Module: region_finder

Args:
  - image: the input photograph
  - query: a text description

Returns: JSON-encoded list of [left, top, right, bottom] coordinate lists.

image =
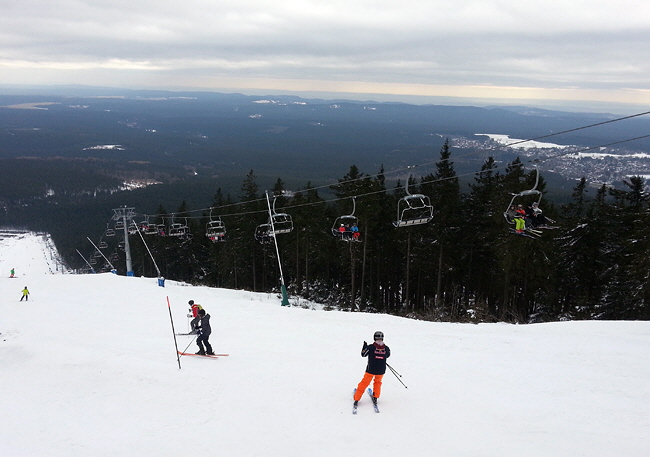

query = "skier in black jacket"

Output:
[[195, 309, 214, 355], [353, 331, 390, 406]]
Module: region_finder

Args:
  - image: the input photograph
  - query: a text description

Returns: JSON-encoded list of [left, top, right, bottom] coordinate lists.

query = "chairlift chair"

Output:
[[139, 216, 158, 235], [503, 165, 542, 225], [267, 195, 294, 235], [392, 174, 434, 228], [255, 223, 274, 244], [332, 216, 361, 241], [206, 219, 226, 242], [98, 241, 108, 249], [393, 194, 434, 227], [169, 223, 187, 237], [168, 216, 190, 237], [270, 213, 293, 234], [105, 228, 115, 237], [144, 224, 158, 235], [332, 198, 361, 241]]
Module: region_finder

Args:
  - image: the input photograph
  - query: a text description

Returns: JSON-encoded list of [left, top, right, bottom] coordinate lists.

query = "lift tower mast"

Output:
[[112, 206, 136, 276]]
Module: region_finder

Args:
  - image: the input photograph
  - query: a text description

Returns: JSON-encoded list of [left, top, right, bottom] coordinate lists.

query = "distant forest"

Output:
[[5, 140, 646, 323]]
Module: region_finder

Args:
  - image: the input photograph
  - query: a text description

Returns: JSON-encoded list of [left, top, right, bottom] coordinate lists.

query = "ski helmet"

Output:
[[374, 331, 384, 340]]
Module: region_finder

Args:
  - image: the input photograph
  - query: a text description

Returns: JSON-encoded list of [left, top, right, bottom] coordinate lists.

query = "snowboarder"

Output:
[[195, 309, 214, 356], [353, 331, 390, 407], [20, 286, 29, 301], [188, 300, 203, 334]]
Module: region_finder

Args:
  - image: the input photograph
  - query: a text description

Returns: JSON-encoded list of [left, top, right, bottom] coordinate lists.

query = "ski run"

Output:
[[1, 232, 649, 457]]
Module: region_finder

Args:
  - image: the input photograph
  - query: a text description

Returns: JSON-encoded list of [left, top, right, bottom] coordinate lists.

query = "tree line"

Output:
[[115, 140, 650, 323]]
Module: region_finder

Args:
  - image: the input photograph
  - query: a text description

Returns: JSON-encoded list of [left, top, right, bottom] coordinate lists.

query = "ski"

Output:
[[175, 332, 198, 336], [509, 229, 539, 239], [367, 388, 380, 413], [352, 388, 358, 415], [177, 351, 229, 358]]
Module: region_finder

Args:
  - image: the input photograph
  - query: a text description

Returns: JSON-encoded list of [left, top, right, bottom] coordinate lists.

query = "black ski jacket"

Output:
[[361, 342, 390, 375], [197, 314, 211, 336]]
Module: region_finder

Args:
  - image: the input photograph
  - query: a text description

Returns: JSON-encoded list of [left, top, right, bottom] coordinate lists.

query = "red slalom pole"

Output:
[[167, 296, 182, 369]]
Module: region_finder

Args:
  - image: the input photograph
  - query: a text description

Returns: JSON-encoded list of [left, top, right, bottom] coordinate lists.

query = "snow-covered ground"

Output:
[[1, 231, 649, 457], [475, 133, 573, 150]]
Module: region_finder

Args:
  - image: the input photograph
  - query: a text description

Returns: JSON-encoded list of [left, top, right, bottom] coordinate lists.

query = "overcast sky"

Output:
[[2, 0, 650, 109]]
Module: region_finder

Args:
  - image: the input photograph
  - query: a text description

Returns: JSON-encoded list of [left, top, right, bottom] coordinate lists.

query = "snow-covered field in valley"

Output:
[[1, 231, 649, 457]]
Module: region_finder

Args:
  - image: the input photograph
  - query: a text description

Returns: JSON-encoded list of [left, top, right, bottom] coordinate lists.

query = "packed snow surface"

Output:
[[1, 231, 649, 457], [476, 133, 572, 150]]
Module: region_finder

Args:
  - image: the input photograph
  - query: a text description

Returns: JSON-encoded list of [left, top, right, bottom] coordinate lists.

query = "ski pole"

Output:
[[180, 335, 197, 355], [387, 363, 402, 377], [387, 363, 408, 389]]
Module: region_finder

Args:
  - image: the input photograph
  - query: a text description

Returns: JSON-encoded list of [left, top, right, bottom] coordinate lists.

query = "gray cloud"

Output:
[[2, 0, 650, 106]]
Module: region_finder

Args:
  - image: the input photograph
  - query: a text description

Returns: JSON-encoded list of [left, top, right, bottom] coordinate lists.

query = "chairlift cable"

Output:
[[132, 110, 650, 221]]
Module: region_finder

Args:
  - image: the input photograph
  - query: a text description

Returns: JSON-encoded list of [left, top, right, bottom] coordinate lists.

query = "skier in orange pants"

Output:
[[353, 331, 390, 407]]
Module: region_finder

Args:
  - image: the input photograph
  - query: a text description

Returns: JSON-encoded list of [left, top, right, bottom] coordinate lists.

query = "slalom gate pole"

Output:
[[167, 296, 182, 369], [387, 363, 408, 389]]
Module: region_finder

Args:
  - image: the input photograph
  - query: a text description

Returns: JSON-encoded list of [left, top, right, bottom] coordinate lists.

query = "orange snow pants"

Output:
[[354, 372, 384, 401]]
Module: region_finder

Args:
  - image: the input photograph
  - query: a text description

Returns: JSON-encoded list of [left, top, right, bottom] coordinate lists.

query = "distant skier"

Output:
[[195, 309, 214, 356], [20, 286, 29, 301], [10, 268, 15, 278], [353, 331, 390, 407], [188, 300, 203, 334]]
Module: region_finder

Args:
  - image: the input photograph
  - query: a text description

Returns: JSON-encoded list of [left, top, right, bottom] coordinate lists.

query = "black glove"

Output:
[[363, 341, 368, 350]]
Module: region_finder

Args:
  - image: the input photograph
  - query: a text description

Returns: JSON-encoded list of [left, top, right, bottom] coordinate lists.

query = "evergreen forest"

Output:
[[54, 140, 649, 324]]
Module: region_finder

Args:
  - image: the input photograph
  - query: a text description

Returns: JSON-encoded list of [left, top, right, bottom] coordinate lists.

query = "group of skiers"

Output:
[[509, 201, 548, 233], [186, 298, 391, 408], [187, 300, 214, 355], [338, 223, 361, 240], [9, 268, 29, 301]]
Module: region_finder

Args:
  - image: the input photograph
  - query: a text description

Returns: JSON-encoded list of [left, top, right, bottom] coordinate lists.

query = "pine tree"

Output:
[[462, 156, 504, 321], [417, 139, 462, 318]]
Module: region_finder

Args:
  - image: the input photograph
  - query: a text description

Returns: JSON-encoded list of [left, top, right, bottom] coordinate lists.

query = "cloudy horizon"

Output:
[[2, 0, 650, 110]]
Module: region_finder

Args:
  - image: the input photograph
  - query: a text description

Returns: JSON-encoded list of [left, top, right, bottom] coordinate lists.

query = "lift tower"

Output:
[[112, 206, 136, 276]]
